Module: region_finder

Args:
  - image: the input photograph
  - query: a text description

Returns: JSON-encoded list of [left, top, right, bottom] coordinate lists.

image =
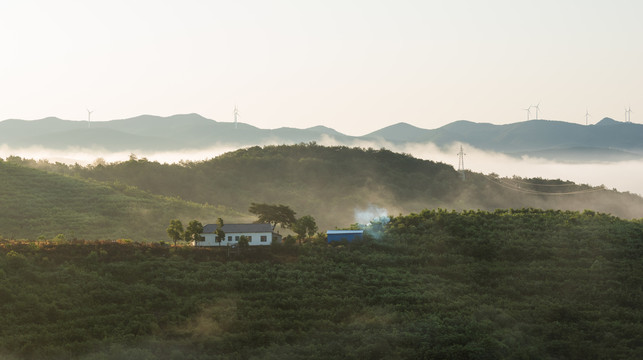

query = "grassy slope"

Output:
[[0, 209, 641, 359], [0, 160, 247, 241]]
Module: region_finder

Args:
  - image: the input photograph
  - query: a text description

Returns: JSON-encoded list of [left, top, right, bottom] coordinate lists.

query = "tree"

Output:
[[238, 235, 249, 249], [184, 220, 204, 245], [293, 215, 318, 244], [248, 203, 297, 230], [166, 219, 184, 247], [215, 217, 225, 246]]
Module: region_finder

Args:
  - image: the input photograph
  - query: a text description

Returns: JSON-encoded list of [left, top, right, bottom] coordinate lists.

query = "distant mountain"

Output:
[[0, 113, 352, 151], [363, 118, 643, 161], [364, 122, 433, 143], [1, 114, 642, 162]]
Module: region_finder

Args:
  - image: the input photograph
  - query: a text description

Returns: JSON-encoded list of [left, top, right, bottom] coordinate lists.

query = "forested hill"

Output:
[[13, 144, 643, 234]]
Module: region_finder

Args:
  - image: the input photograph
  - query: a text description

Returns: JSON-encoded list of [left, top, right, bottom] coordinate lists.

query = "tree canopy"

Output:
[[215, 217, 225, 246], [248, 203, 297, 230], [184, 220, 204, 244], [166, 219, 184, 246], [292, 215, 318, 243]]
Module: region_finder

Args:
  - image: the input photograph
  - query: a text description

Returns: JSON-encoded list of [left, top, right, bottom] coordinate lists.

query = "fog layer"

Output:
[[2, 139, 641, 197]]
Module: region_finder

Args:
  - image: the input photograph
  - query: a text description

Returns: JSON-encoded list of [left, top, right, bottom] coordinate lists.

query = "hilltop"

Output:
[[1, 114, 641, 162], [74, 144, 643, 222]]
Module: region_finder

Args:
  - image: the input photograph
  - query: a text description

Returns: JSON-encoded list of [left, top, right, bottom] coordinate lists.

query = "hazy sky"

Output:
[[1, 0, 641, 135]]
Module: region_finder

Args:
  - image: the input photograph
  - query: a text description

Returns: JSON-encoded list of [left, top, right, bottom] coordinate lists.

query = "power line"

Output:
[[483, 175, 605, 196], [502, 178, 581, 187]]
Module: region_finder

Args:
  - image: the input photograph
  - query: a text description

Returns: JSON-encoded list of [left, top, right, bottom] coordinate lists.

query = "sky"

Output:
[[1, 0, 642, 136]]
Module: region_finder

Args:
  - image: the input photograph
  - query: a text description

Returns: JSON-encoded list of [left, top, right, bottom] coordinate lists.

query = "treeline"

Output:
[[1, 209, 642, 359]]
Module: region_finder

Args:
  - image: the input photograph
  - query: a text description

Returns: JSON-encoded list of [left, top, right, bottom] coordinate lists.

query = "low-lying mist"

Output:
[[2, 138, 642, 197], [403, 143, 643, 197], [318, 136, 643, 197]]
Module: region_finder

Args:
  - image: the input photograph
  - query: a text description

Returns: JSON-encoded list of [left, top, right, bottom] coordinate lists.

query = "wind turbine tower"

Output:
[[457, 145, 466, 181], [523, 106, 532, 121], [87, 109, 93, 128], [585, 108, 591, 126], [625, 106, 632, 123], [533, 103, 541, 119], [233, 105, 239, 129]]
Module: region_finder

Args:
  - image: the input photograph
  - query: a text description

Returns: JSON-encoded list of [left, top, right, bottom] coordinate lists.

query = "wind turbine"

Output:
[[625, 106, 632, 122], [533, 102, 541, 119], [523, 106, 532, 121], [233, 105, 239, 129], [585, 108, 591, 126], [87, 109, 94, 128]]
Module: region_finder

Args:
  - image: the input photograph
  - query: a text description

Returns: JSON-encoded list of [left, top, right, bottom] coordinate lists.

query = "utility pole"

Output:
[[457, 145, 466, 181], [234, 105, 239, 129], [87, 109, 93, 128]]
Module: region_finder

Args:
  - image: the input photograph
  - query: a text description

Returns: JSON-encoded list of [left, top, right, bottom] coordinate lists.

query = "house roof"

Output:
[[203, 223, 273, 234]]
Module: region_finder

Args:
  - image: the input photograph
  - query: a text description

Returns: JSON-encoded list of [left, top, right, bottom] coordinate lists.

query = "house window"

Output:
[[227, 236, 232, 242], [235, 236, 240, 241], [247, 236, 252, 242], [261, 236, 267, 242]]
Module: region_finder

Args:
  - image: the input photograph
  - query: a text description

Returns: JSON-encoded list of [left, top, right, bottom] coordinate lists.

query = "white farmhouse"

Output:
[[196, 223, 282, 247]]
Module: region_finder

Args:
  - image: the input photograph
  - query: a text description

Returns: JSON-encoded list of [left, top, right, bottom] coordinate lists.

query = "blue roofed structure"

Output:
[[326, 230, 364, 243]]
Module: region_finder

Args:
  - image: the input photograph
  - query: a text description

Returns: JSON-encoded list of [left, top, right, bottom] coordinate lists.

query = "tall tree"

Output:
[[215, 217, 226, 246], [166, 219, 184, 247], [184, 220, 204, 245], [248, 203, 297, 230], [293, 215, 318, 244]]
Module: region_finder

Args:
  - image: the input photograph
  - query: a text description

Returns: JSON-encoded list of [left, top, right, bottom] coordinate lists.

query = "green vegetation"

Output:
[[166, 219, 184, 247], [1, 209, 642, 359], [248, 203, 297, 230], [215, 217, 226, 246], [184, 220, 205, 244], [292, 215, 318, 244], [0, 159, 247, 242]]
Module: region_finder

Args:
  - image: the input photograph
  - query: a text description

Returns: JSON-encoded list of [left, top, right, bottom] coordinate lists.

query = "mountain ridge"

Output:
[[1, 114, 642, 161]]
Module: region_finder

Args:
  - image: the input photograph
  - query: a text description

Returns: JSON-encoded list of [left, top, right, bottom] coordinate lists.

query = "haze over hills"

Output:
[[1, 114, 641, 162]]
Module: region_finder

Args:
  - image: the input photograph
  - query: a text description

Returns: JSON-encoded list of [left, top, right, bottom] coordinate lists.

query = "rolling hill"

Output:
[[9, 144, 642, 239]]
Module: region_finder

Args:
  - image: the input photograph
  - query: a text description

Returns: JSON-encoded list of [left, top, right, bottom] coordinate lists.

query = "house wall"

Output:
[[196, 231, 276, 247]]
